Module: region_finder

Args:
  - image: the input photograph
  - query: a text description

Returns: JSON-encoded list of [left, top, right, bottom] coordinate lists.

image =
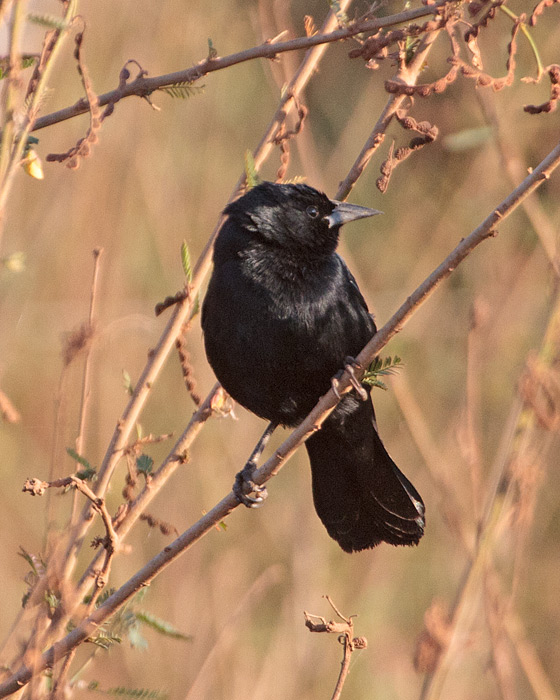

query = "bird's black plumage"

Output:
[[202, 182, 425, 552]]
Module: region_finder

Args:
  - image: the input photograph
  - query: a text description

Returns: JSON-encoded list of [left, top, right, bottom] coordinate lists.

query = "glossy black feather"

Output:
[[202, 182, 425, 552]]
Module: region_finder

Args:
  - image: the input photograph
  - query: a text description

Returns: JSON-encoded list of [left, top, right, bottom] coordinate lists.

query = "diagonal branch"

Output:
[[54, 0, 356, 602], [29, 1, 450, 134], [2, 132, 559, 700]]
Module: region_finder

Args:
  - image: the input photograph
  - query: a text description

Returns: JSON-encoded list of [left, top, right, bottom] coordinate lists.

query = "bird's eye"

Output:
[[306, 205, 319, 218]]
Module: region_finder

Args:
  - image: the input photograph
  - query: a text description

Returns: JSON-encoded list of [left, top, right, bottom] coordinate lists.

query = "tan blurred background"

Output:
[[1, 0, 559, 698]]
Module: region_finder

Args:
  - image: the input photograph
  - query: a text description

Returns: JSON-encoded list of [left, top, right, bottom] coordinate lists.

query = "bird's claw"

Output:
[[233, 461, 268, 508], [331, 356, 368, 401]]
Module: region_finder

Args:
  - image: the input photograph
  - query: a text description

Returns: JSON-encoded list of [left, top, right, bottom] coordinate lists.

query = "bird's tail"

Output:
[[305, 398, 425, 553]]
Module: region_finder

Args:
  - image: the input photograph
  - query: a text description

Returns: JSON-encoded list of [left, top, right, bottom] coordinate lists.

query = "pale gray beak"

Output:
[[326, 200, 383, 228]]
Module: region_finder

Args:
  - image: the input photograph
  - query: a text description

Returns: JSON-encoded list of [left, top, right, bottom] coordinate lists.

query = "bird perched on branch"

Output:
[[202, 181, 425, 552]]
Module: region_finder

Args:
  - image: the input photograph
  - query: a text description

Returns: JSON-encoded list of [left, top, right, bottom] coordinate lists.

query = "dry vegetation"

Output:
[[0, 0, 559, 698]]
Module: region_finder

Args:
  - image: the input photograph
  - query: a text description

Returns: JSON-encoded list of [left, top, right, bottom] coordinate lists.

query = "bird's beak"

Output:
[[326, 201, 383, 229]]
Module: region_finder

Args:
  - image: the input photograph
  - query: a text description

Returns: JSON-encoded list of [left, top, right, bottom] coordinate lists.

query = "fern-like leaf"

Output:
[[88, 683, 169, 699], [181, 240, 193, 282], [27, 13, 70, 30], [362, 355, 403, 390], [135, 611, 193, 641], [66, 447, 97, 480], [158, 82, 204, 99], [87, 631, 122, 649]]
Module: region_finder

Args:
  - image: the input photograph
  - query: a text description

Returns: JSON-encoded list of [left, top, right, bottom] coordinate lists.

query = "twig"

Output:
[[0, 0, 78, 246], [28, 2, 450, 135], [22, 476, 118, 574], [70, 248, 103, 525], [304, 596, 367, 700], [391, 375, 472, 554], [59, 0, 357, 595], [2, 125, 559, 700], [505, 613, 560, 700], [0, 4, 352, 673], [418, 264, 560, 700], [336, 26, 442, 200], [0, 387, 20, 423]]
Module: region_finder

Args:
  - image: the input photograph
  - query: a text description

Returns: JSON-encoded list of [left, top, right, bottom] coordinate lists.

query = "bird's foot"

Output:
[[331, 356, 368, 401], [233, 461, 268, 508]]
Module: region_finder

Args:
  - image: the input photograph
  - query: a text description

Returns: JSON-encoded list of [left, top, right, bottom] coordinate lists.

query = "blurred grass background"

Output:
[[1, 0, 559, 698]]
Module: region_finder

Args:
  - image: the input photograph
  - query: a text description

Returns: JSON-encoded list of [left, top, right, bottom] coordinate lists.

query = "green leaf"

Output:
[[328, 0, 348, 26], [136, 454, 153, 475], [244, 150, 262, 189], [362, 355, 403, 390], [88, 631, 122, 649], [44, 591, 60, 612], [18, 546, 45, 576], [27, 13, 70, 30], [191, 294, 200, 317], [122, 369, 134, 396], [92, 685, 169, 698], [181, 240, 193, 282], [207, 38, 218, 59], [0, 56, 36, 80], [66, 448, 97, 480], [135, 610, 193, 641], [158, 82, 204, 99]]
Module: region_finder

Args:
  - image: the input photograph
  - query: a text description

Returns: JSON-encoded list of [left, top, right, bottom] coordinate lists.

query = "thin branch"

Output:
[[29, 1, 449, 134], [58, 0, 357, 594], [75, 382, 220, 595], [418, 263, 560, 700], [0, 387, 20, 423], [23, 476, 118, 572], [304, 597, 366, 700], [336, 24, 443, 200], [2, 127, 559, 700], [0, 0, 78, 244], [70, 248, 103, 525]]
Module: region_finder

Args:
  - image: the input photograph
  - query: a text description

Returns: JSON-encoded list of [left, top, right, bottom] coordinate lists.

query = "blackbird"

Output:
[[202, 182, 425, 552]]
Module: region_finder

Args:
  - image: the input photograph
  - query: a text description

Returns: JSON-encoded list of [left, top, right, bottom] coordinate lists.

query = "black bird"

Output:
[[201, 182, 425, 552]]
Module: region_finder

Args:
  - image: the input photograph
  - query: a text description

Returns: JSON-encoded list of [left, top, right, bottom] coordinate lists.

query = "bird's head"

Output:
[[224, 182, 381, 257]]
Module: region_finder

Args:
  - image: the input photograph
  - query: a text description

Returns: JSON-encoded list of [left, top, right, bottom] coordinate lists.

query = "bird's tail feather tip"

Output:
[[329, 484, 426, 553]]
